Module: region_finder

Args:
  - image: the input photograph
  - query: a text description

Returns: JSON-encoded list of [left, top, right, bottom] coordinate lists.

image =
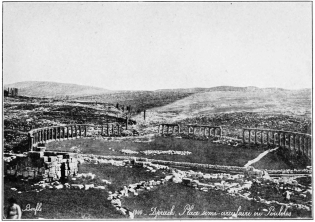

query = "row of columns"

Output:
[[242, 128, 312, 159], [158, 124, 181, 134], [28, 124, 123, 151], [187, 125, 222, 137], [7, 125, 35, 132], [158, 124, 222, 137]]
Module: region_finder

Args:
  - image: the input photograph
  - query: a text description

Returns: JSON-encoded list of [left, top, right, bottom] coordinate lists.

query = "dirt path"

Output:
[[244, 147, 279, 168]]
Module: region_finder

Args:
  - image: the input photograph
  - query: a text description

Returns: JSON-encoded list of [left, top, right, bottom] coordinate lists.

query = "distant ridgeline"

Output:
[[4, 87, 19, 97]]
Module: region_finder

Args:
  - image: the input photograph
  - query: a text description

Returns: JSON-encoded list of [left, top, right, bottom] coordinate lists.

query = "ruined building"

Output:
[[4, 88, 19, 97]]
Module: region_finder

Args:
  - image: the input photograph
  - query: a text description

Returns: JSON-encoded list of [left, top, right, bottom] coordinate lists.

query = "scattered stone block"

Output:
[[84, 184, 95, 190], [71, 184, 84, 190]]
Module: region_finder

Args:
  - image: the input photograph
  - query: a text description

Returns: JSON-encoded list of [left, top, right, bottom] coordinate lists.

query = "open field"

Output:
[[46, 137, 292, 170]]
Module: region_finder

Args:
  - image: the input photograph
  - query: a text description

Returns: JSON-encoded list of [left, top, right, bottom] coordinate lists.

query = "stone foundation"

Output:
[[4, 148, 79, 182]]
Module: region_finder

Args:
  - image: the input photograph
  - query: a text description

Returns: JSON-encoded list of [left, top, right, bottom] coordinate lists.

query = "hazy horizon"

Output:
[[4, 80, 312, 92], [3, 2, 312, 91]]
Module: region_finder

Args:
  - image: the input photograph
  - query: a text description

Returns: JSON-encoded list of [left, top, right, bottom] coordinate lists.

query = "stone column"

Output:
[[298, 136, 302, 154], [39, 130, 42, 142], [42, 129, 45, 142], [117, 125, 120, 135], [111, 124, 114, 135], [248, 130, 251, 143], [107, 124, 109, 136], [74, 125, 77, 138], [309, 137, 312, 159], [193, 127, 196, 135], [63, 127, 65, 139], [67, 127, 69, 139], [70, 126, 73, 138], [43, 129, 45, 142], [293, 135, 296, 153], [84, 126, 87, 137], [33, 131, 36, 144], [273, 133, 276, 145], [28, 132, 34, 151], [52, 128, 55, 140], [58, 127, 61, 140], [47, 128, 50, 141], [37, 130, 40, 143], [242, 130, 245, 143], [101, 125, 104, 135], [302, 136, 305, 156]]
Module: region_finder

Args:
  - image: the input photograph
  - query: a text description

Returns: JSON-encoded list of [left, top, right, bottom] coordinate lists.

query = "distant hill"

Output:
[[4, 81, 111, 97], [70, 86, 311, 117], [4, 81, 311, 118], [150, 88, 311, 118]]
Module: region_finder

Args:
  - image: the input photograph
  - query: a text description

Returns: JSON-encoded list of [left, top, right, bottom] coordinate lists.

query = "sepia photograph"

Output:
[[2, 1, 312, 219]]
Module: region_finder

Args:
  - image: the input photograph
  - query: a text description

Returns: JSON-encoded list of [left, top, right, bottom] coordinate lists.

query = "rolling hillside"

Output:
[[4, 81, 311, 119], [152, 89, 311, 115], [4, 81, 111, 97]]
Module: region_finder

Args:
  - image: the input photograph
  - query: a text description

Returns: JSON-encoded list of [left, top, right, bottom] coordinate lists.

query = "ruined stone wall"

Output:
[[4, 87, 18, 97], [4, 150, 78, 182]]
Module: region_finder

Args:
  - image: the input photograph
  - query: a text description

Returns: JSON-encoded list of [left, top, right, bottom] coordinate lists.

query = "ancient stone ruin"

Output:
[[27, 124, 125, 151], [4, 148, 78, 182], [158, 124, 223, 137], [242, 128, 312, 161], [4, 87, 18, 97]]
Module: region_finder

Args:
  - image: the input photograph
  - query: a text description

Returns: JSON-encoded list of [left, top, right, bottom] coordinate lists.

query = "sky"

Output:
[[3, 2, 312, 91]]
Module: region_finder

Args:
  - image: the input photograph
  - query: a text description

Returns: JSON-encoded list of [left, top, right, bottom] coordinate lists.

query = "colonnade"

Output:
[[243, 128, 312, 159], [158, 124, 181, 134], [186, 124, 222, 137], [158, 124, 222, 137], [28, 124, 123, 151]]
